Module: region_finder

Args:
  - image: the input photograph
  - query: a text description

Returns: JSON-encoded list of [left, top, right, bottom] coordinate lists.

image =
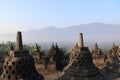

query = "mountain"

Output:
[[0, 23, 120, 45]]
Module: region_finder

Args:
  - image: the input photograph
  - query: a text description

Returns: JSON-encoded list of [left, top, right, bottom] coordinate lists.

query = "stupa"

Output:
[[104, 43, 120, 76], [91, 43, 104, 59], [1, 31, 44, 80], [48, 43, 56, 63], [32, 44, 41, 64], [91, 43, 104, 67], [48, 43, 65, 71], [59, 33, 106, 80]]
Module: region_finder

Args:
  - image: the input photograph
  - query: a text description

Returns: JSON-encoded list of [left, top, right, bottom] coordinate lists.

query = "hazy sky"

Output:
[[0, 0, 120, 33]]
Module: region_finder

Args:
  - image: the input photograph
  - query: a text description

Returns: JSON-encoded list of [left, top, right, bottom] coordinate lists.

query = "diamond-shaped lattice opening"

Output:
[[12, 70, 15, 74], [4, 65, 6, 69], [8, 75, 11, 79], [3, 74, 5, 78], [6, 70, 8, 74], [70, 60, 73, 64], [79, 54, 81, 57], [78, 60, 81, 63], [74, 54, 77, 57], [12, 61, 15, 65], [6, 62, 9, 65], [76, 56, 79, 60], [8, 66, 12, 70], [72, 56, 75, 60]]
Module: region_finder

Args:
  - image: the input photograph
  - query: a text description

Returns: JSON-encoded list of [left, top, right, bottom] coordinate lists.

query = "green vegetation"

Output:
[[0, 41, 70, 60], [0, 41, 33, 59]]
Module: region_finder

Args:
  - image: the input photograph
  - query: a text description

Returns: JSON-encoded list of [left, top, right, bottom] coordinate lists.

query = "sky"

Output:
[[0, 0, 120, 33]]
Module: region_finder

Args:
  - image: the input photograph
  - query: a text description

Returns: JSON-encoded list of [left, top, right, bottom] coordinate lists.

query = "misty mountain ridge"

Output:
[[0, 23, 120, 45]]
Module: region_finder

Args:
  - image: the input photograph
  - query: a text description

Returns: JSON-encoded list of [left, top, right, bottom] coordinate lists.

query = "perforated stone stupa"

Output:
[[104, 43, 120, 76], [91, 43, 104, 59], [32, 44, 41, 64], [48, 43, 65, 71], [106, 43, 118, 60], [91, 43, 105, 67], [1, 31, 44, 80], [48, 43, 56, 63], [59, 33, 106, 80]]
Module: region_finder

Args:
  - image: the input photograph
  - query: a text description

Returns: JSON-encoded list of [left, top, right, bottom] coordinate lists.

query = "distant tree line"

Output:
[[0, 41, 71, 64]]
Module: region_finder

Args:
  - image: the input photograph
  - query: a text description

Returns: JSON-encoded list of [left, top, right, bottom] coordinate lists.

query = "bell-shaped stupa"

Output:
[[59, 33, 106, 80], [1, 31, 44, 80], [104, 43, 120, 76]]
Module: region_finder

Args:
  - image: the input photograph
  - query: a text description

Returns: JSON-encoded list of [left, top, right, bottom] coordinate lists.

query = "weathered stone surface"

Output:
[[91, 43, 104, 59], [16, 31, 23, 51], [48, 43, 65, 71], [104, 43, 120, 76], [1, 31, 44, 80], [91, 43, 105, 67], [59, 33, 106, 80], [32, 44, 41, 64]]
